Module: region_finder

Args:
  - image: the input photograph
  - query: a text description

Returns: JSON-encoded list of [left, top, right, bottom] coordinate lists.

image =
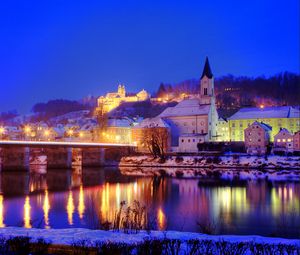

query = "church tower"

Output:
[[117, 84, 126, 98], [199, 57, 214, 105]]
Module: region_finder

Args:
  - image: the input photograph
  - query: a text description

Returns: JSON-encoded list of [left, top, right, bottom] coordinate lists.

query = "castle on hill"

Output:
[[96, 84, 149, 115]]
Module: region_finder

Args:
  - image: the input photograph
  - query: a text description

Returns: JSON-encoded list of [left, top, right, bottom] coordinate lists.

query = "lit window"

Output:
[[287, 138, 291, 142], [282, 139, 286, 142], [277, 139, 281, 142]]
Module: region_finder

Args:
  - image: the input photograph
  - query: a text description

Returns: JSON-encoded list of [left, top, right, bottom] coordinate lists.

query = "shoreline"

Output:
[[0, 227, 299, 246]]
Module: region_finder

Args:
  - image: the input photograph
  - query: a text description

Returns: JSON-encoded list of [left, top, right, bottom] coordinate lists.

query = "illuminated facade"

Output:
[[96, 84, 149, 115], [273, 128, 294, 153], [244, 121, 271, 155], [157, 57, 219, 152], [228, 106, 300, 142]]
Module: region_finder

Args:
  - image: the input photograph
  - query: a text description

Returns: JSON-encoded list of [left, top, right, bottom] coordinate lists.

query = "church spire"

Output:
[[201, 57, 213, 79]]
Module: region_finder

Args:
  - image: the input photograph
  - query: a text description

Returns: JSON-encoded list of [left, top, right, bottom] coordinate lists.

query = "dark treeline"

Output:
[[31, 99, 92, 121], [156, 72, 300, 110], [0, 110, 19, 123]]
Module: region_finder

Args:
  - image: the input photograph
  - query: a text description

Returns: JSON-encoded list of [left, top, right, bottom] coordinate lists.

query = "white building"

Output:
[[158, 57, 219, 152]]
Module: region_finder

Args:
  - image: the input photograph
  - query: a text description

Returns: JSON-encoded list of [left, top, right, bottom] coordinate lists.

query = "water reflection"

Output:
[[67, 190, 75, 225], [24, 196, 31, 228], [0, 195, 5, 227], [0, 167, 299, 238], [43, 190, 50, 228]]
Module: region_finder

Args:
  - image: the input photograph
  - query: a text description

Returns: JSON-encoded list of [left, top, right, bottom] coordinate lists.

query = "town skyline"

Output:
[[0, 0, 299, 113]]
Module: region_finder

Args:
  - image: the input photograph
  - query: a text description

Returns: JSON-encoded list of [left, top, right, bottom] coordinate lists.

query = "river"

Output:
[[0, 167, 299, 238]]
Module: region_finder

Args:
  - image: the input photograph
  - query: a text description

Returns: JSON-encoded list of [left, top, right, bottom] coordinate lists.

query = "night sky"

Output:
[[0, 0, 299, 113]]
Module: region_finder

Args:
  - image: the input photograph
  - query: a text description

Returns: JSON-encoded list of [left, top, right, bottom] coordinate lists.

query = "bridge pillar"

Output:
[[0, 147, 30, 171], [46, 147, 72, 169], [82, 148, 105, 167]]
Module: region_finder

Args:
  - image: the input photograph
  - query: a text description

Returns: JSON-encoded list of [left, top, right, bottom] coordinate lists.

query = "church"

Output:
[[96, 84, 149, 115], [157, 57, 219, 152]]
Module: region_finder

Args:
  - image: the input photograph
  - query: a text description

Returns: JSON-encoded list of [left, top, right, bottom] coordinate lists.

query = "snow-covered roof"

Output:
[[248, 121, 272, 132], [228, 106, 300, 120], [107, 118, 132, 127], [159, 99, 211, 118], [275, 128, 292, 136], [135, 117, 169, 128]]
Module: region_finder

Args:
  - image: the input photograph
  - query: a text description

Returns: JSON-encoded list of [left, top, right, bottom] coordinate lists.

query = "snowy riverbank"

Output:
[[0, 227, 299, 247], [120, 155, 300, 169], [119, 155, 300, 181]]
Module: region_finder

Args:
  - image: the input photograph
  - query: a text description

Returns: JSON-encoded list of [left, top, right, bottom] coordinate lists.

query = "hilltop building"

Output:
[[95, 84, 149, 115]]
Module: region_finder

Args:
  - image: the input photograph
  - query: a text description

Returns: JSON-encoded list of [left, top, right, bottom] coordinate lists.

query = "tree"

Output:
[[156, 83, 167, 98], [143, 127, 169, 159]]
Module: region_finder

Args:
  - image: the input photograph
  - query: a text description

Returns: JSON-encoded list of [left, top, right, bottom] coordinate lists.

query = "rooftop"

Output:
[[228, 106, 300, 120], [159, 99, 211, 118]]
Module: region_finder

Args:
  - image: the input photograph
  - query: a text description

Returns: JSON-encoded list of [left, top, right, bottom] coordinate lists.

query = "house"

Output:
[[216, 117, 229, 141], [273, 128, 294, 153], [244, 121, 272, 155], [293, 131, 300, 153], [100, 117, 134, 144], [132, 117, 170, 154], [228, 106, 300, 142], [157, 57, 219, 152], [178, 134, 205, 153]]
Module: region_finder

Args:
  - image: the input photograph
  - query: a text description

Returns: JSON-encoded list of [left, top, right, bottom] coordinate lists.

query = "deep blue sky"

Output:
[[0, 0, 299, 113]]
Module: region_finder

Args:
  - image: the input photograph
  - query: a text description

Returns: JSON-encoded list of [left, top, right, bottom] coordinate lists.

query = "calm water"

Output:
[[0, 167, 299, 238]]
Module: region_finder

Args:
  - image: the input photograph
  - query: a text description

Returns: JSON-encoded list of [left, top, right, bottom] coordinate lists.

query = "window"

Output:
[[199, 139, 202, 142], [201, 129, 204, 134], [204, 88, 208, 95], [287, 138, 292, 142], [193, 139, 195, 142], [277, 139, 281, 142], [192, 130, 195, 134], [232, 123, 235, 127], [258, 139, 261, 142], [181, 139, 184, 143], [188, 139, 190, 143], [283, 139, 286, 142]]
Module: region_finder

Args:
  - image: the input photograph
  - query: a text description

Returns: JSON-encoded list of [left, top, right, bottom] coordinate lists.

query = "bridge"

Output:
[[0, 140, 136, 171]]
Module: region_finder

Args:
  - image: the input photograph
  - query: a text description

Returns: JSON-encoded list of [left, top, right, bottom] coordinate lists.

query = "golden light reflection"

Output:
[[24, 196, 31, 228], [78, 185, 85, 219], [0, 195, 5, 227], [43, 190, 50, 228], [157, 207, 166, 230], [67, 190, 75, 225]]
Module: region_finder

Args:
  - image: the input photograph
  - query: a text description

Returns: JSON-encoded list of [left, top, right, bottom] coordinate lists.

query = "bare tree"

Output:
[[143, 127, 169, 159]]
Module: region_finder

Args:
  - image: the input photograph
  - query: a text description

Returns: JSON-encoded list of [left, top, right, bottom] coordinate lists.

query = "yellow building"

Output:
[[216, 118, 230, 141], [100, 118, 133, 144], [96, 84, 149, 115], [227, 106, 300, 142]]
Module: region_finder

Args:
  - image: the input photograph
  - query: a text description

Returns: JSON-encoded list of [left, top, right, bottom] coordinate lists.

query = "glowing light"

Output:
[[78, 185, 85, 219], [24, 196, 31, 228], [24, 126, 31, 134], [44, 130, 50, 137], [157, 208, 166, 230], [67, 129, 74, 136], [67, 191, 75, 225], [260, 104, 264, 109], [0, 127, 5, 135], [134, 182, 137, 194], [79, 132, 84, 138], [116, 135, 121, 141], [0, 195, 5, 227], [43, 190, 50, 228]]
